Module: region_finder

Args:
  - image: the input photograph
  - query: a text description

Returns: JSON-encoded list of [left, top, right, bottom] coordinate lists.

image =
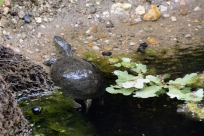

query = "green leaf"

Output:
[[168, 73, 197, 86], [121, 62, 131, 67], [146, 75, 162, 85], [180, 87, 191, 94], [114, 63, 122, 67], [133, 85, 162, 98], [132, 64, 147, 74], [166, 86, 203, 102], [106, 86, 135, 95], [114, 70, 136, 84], [122, 58, 131, 62], [162, 74, 171, 80], [122, 79, 150, 89], [108, 58, 119, 63]]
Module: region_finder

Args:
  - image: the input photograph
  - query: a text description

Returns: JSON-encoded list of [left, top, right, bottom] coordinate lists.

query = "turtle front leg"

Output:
[[84, 99, 92, 113]]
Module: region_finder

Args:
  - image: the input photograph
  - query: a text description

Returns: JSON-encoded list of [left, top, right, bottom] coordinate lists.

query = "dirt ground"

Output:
[[0, 0, 204, 72]]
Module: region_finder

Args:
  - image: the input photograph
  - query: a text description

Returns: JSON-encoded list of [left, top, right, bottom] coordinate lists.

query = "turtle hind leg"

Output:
[[84, 99, 92, 113]]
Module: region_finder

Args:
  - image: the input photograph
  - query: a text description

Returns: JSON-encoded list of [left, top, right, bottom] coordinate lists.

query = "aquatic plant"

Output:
[[106, 57, 203, 102]]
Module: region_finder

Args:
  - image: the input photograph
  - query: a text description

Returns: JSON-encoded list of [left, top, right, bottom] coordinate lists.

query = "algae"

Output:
[[19, 92, 95, 136]]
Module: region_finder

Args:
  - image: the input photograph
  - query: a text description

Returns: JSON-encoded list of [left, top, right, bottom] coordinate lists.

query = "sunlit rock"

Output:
[[111, 3, 132, 15], [143, 5, 161, 21], [135, 5, 145, 16]]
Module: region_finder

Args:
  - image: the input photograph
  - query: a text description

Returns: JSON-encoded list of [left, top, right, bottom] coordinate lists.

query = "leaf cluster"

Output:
[[106, 58, 203, 102]]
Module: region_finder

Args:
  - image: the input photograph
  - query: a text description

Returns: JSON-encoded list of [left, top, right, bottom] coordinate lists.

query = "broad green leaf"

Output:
[[122, 79, 150, 89], [133, 85, 162, 98], [122, 58, 131, 62], [167, 86, 203, 102], [180, 87, 191, 94], [114, 70, 136, 84], [162, 74, 171, 80], [121, 62, 131, 67], [106, 86, 135, 95], [114, 63, 122, 67], [132, 64, 147, 74], [108, 58, 119, 63], [168, 73, 197, 86], [146, 75, 162, 85]]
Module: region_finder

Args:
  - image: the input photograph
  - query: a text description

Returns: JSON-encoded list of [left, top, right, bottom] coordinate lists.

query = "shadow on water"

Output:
[[88, 94, 204, 136]]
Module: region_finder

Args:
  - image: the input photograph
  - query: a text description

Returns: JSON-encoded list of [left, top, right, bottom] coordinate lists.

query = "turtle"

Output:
[[45, 36, 106, 112]]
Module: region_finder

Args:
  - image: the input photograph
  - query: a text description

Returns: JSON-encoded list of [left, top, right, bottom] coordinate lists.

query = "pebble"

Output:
[[106, 20, 114, 28], [3, 7, 9, 15], [102, 51, 112, 56], [111, 3, 132, 15], [171, 16, 177, 22], [159, 5, 168, 12], [87, 42, 94, 47], [147, 38, 159, 45], [130, 42, 136, 46], [100, 34, 107, 38], [143, 5, 161, 21], [135, 5, 145, 15], [180, 11, 188, 16], [23, 14, 31, 23], [11, 18, 17, 24], [35, 17, 42, 23], [194, 6, 201, 11], [31, 106, 42, 115], [103, 45, 113, 51], [18, 10, 25, 19], [92, 45, 100, 50], [4, 0, 11, 7], [87, 5, 97, 14], [91, 27, 98, 33]]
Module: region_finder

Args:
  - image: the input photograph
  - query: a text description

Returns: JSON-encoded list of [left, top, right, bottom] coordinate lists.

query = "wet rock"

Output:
[[137, 42, 148, 53], [106, 20, 114, 28], [111, 3, 132, 15], [143, 5, 161, 21], [23, 14, 31, 23], [135, 5, 145, 15], [31, 106, 42, 115], [102, 51, 112, 56]]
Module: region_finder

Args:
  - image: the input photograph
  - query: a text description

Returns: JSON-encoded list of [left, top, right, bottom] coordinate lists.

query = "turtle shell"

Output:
[[50, 56, 106, 99]]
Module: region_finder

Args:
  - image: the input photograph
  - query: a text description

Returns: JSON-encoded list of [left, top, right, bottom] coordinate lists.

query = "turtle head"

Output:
[[53, 36, 73, 57]]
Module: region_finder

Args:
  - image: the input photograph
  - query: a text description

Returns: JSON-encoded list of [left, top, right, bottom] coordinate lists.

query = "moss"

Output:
[[186, 102, 204, 119], [145, 48, 157, 56], [188, 73, 204, 88], [19, 92, 95, 136]]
